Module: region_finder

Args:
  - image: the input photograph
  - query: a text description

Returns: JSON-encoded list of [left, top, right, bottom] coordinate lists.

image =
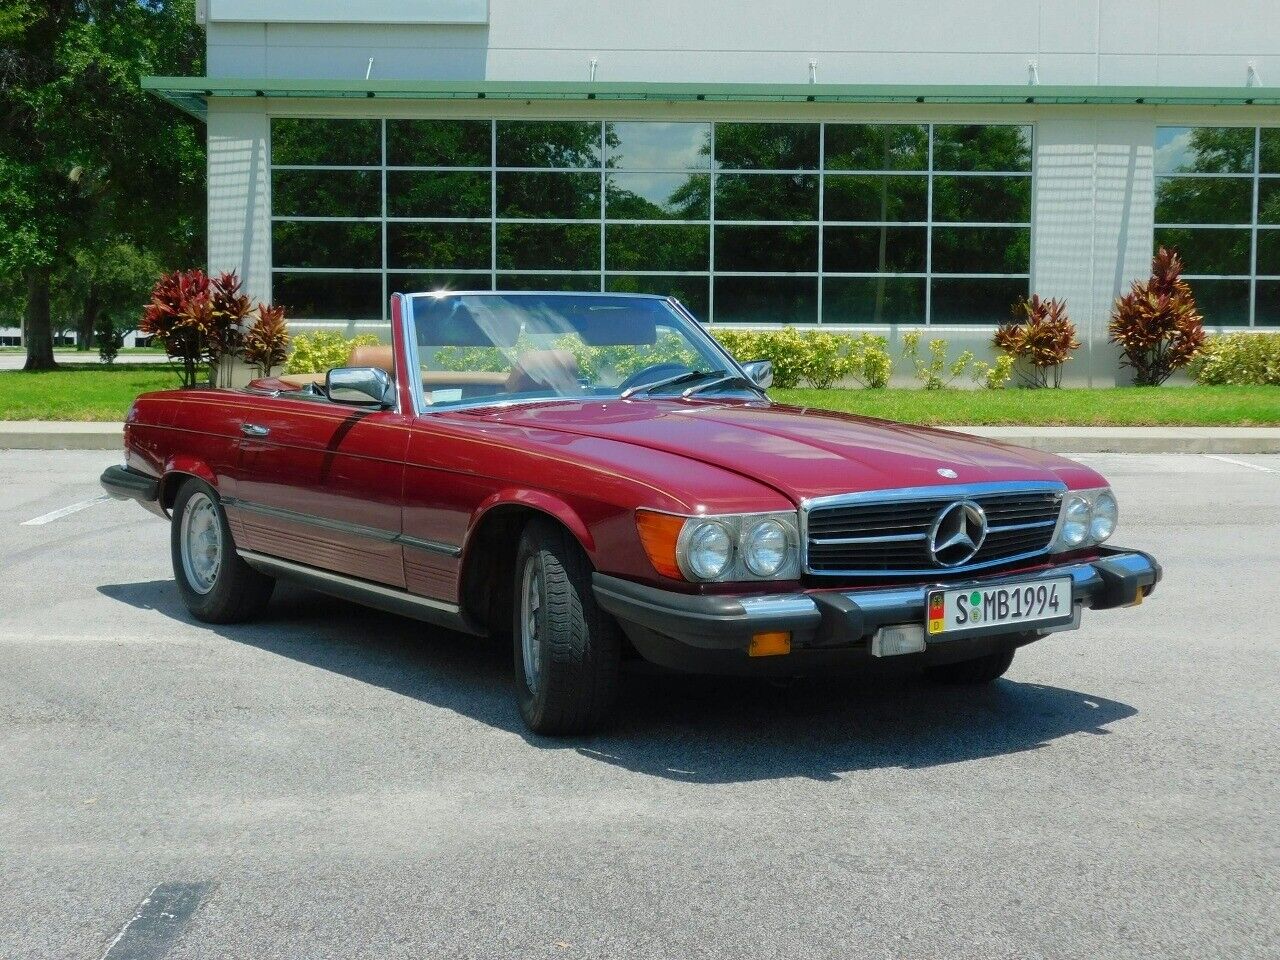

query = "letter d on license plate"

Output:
[[927, 577, 1071, 636]]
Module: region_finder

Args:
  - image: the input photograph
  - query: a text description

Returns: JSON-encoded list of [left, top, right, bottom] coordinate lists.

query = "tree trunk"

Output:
[[77, 285, 100, 351], [22, 268, 58, 371]]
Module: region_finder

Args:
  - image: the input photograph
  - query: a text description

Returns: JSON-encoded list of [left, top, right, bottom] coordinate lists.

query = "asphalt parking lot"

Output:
[[1, 450, 1277, 959]]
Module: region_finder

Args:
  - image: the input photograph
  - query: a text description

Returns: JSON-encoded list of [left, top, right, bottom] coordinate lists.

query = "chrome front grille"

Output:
[[802, 482, 1064, 577]]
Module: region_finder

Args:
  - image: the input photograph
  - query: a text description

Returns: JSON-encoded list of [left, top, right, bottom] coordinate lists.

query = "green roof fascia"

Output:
[[142, 76, 1280, 120]]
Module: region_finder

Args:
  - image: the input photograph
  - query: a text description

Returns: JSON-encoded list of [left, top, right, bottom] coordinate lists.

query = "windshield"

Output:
[[408, 293, 743, 409]]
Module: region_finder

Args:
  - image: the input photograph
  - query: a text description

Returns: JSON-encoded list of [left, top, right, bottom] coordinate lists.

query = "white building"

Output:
[[143, 0, 1280, 384]]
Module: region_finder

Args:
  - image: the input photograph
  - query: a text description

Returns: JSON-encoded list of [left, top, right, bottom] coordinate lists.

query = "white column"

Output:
[[206, 100, 271, 385], [1032, 114, 1155, 385], [206, 100, 271, 305]]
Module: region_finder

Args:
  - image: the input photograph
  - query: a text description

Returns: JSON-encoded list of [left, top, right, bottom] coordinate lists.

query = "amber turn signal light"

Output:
[[748, 631, 791, 657], [635, 509, 685, 580]]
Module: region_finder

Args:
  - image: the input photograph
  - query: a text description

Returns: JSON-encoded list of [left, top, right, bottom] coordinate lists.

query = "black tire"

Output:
[[925, 646, 1016, 685], [512, 518, 621, 735], [170, 478, 274, 624]]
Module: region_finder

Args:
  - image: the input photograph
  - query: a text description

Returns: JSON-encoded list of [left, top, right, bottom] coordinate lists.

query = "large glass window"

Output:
[[1153, 126, 1280, 327], [269, 118, 1032, 327]]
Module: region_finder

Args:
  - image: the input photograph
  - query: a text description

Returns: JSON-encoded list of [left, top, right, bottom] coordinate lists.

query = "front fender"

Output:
[[469, 488, 596, 556]]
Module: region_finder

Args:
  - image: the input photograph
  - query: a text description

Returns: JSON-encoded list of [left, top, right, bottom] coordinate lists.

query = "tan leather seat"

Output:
[[505, 350, 582, 395], [277, 342, 396, 390], [348, 344, 395, 375]]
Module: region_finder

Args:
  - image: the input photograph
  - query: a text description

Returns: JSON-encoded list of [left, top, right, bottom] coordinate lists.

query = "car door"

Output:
[[226, 394, 412, 588]]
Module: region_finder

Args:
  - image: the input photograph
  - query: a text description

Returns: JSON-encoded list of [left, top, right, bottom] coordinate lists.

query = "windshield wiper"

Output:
[[682, 373, 767, 399], [619, 368, 724, 399]]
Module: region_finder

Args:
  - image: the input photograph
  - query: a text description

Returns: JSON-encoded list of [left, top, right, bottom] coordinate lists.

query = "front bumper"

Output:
[[593, 547, 1161, 674]]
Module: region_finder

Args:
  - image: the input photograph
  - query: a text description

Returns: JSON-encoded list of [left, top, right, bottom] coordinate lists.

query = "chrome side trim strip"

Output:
[[236, 549, 482, 636], [223, 496, 396, 542], [398, 534, 463, 558], [222, 497, 461, 557], [238, 550, 461, 615]]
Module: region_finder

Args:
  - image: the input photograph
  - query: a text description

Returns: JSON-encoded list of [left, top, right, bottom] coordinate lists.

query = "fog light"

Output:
[[749, 631, 791, 657], [871, 624, 926, 658]]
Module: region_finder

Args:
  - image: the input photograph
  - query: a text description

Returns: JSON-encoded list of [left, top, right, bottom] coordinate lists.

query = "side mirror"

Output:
[[326, 367, 396, 408], [740, 359, 774, 389]]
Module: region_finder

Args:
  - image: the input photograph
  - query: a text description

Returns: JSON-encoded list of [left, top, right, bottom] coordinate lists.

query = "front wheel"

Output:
[[924, 646, 1016, 685], [171, 478, 274, 623], [513, 518, 621, 735]]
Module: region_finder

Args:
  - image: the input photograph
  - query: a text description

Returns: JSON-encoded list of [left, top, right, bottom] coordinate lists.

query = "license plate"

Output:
[[927, 577, 1071, 636]]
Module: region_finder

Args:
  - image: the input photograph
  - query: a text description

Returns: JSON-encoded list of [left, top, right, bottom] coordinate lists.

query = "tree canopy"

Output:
[[0, 0, 204, 369]]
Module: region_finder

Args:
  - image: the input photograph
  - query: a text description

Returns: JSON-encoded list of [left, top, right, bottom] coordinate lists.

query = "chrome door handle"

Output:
[[241, 423, 270, 437]]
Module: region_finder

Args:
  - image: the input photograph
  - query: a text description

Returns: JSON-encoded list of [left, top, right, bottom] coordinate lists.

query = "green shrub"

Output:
[[1189, 332, 1280, 385], [970, 354, 1016, 389], [847, 334, 893, 389], [902, 330, 975, 390], [285, 332, 380, 374], [713, 328, 807, 388], [95, 314, 124, 365], [713, 327, 892, 389]]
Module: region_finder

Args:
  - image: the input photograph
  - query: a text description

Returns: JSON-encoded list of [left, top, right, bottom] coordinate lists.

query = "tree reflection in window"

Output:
[[269, 118, 1036, 326], [1154, 126, 1262, 326]]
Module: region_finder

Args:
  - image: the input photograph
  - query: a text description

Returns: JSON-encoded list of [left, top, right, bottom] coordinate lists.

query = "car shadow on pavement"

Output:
[[99, 579, 1138, 784]]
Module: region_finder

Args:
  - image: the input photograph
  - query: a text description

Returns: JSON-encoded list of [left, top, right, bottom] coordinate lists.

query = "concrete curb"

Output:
[[0, 422, 124, 450], [1, 421, 1278, 454], [940, 425, 1280, 455]]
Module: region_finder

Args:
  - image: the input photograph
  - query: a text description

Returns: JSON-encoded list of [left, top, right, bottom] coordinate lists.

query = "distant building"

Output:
[[142, 0, 1280, 384]]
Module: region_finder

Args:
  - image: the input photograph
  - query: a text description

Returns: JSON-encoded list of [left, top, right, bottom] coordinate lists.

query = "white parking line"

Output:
[[1204, 455, 1276, 474], [21, 495, 110, 526]]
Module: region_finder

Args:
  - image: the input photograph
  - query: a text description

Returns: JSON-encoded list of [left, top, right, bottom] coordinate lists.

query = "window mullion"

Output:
[[817, 122, 825, 324], [926, 124, 935, 325], [381, 119, 388, 325], [490, 120, 498, 290], [600, 121, 607, 292], [709, 123, 717, 323], [1251, 126, 1261, 326]]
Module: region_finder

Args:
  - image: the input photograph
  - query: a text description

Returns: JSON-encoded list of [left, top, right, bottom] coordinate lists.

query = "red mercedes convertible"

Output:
[[102, 292, 1159, 734]]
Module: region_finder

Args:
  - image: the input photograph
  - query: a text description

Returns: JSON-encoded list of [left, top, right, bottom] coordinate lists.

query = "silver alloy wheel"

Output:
[[180, 491, 222, 595], [520, 557, 543, 692]]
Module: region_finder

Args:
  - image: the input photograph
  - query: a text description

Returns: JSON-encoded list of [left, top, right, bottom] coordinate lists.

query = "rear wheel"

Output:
[[513, 518, 620, 735], [925, 646, 1016, 685], [171, 478, 274, 623]]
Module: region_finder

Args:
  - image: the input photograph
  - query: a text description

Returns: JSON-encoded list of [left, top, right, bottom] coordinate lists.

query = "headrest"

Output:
[[347, 344, 395, 375], [424, 299, 521, 347], [506, 350, 582, 395], [574, 309, 657, 346], [520, 302, 659, 346]]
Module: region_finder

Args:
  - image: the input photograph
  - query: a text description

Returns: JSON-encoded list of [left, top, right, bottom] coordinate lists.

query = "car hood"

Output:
[[459, 399, 1103, 504]]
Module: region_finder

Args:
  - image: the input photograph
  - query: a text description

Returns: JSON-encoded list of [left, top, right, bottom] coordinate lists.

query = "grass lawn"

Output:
[[0, 346, 164, 354], [0, 364, 179, 421], [773, 386, 1280, 427], [0, 367, 1277, 424]]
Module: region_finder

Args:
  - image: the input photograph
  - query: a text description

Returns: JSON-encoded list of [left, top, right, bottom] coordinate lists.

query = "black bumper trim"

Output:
[[593, 546, 1161, 657], [100, 465, 160, 504]]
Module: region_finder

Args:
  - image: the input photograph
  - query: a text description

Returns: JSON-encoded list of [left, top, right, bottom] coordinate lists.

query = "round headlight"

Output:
[[683, 520, 733, 580], [743, 518, 790, 577], [1061, 495, 1090, 548], [1090, 490, 1118, 543]]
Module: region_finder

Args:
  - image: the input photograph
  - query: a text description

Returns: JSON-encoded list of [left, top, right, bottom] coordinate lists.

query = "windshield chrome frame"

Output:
[[401, 290, 759, 417]]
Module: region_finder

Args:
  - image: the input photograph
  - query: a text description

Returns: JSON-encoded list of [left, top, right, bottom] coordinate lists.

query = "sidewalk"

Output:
[[2, 421, 1279, 453]]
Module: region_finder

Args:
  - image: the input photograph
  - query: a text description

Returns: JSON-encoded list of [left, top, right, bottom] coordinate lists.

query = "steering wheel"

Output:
[[616, 362, 691, 394]]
